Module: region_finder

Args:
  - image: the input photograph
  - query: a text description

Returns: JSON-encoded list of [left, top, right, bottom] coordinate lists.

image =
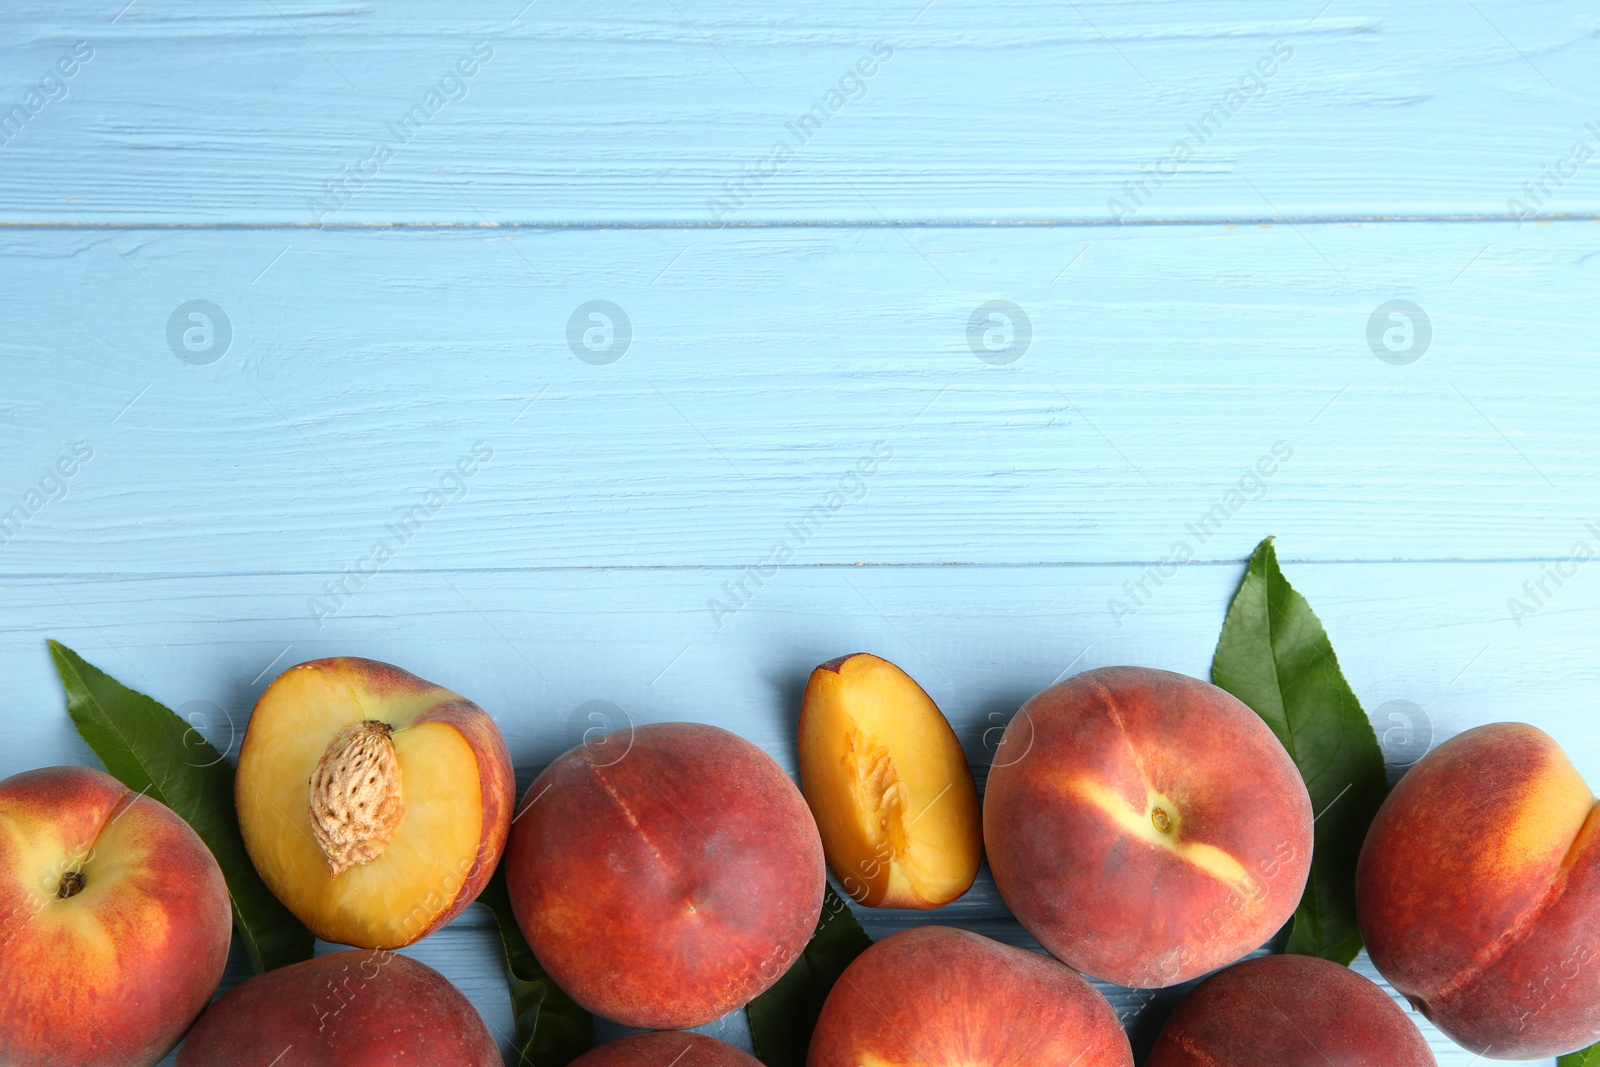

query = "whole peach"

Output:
[[1147, 953, 1435, 1066], [983, 666, 1312, 987], [1357, 722, 1600, 1059], [808, 925, 1132, 1066], [0, 766, 231, 1067], [506, 722, 825, 1029], [176, 949, 499, 1065]]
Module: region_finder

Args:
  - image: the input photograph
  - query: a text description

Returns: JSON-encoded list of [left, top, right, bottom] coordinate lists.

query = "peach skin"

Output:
[[1147, 953, 1435, 1066], [0, 766, 231, 1067], [236, 658, 514, 949], [1357, 722, 1600, 1059], [506, 722, 825, 1030], [571, 1031, 764, 1066], [807, 925, 1133, 1067], [983, 666, 1313, 987], [177, 949, 499, 1065]]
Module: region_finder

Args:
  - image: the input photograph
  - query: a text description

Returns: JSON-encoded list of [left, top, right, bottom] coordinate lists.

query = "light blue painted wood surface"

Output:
[[2, 222, 1596, 571], [3, 1, 1600, 222], [3, 3, 1596, 1065]]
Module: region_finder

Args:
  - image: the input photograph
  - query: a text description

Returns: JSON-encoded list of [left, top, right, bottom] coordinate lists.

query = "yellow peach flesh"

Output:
[[237, 666, 487, 948], [799, 654, 980, 909]]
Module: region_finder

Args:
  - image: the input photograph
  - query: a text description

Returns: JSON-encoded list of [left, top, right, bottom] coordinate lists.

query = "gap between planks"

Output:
[[2, 557, 1593, 583], [3, 213, 1600, 230]]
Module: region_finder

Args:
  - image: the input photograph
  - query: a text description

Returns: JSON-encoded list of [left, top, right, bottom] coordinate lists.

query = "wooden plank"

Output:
[[3, 6, 1592, 1061], [6, 559, 1583, 1065], [8, 564, 1594, 783], [1, 221, 1595, 572], [1, 0, 1596, 223]]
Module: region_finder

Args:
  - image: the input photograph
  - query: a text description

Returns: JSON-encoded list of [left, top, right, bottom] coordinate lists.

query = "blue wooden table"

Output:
[[3, 3, 1596, 1063]]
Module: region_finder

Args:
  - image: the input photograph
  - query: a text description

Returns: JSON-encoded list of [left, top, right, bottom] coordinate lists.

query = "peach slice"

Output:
[[798, 653, 980, 908], [236, 658, 514, 949]]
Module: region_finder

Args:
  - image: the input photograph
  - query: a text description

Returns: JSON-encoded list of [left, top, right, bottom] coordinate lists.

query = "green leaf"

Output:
[[477, 864, 592, 1066], [1210, 538, 1388, 965], [1559, 1043, 1600, 1067], [747, 883, 874, 1067], [48, 640, 313, 973]]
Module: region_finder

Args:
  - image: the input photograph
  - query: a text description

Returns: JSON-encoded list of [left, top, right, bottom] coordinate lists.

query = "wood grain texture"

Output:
[[1, 0, 1597, 223], [2, 222, 1597, 574], [3, 560, 1586, 1065], [3, 4, 1593, 1065]]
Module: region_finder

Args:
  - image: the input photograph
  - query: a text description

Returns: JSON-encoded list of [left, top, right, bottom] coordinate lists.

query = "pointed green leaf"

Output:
[[747, 883, 874, 1067], [477, 864, 592, 1066], [1211, 539, 1388, 964], [48, 640, 313, 973], [1559, 1043, 1600, 1067]]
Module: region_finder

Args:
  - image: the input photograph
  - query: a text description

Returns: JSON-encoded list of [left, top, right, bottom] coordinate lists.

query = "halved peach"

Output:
[[798, 653, 981, 909], [236, 658, 514, 948]]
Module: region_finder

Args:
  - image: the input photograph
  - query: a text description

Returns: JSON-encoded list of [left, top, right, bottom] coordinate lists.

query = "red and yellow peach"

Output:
[[1147, 953, 1435, 1066], [176, 949, 499, 1065], [506, 721, 825, 1029], [1357, 722, 1600, 1059], [0, 765, 231, 1067], [983, 666, 1313, 987], [808, 925, 1133, 1066]]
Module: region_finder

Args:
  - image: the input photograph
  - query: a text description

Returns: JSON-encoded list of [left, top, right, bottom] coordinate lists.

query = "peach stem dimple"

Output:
[[1152, 807, 1173, 834]]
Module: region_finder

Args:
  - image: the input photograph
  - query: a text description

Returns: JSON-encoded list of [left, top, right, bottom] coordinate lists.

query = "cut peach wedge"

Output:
[[798, 653, 981, 908], [236, 658, 514, 949]]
